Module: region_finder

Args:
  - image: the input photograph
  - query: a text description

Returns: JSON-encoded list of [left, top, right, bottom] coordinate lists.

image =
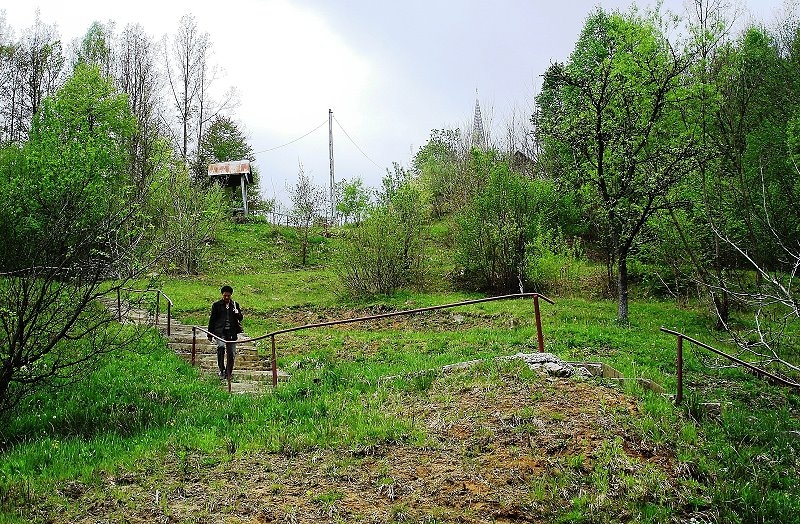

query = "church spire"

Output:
[[471, 92, 487, 150]]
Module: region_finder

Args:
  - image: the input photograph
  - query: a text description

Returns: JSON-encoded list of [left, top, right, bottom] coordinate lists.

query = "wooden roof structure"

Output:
[[208, 160, 253, 186], [208, 160, 253, 216]]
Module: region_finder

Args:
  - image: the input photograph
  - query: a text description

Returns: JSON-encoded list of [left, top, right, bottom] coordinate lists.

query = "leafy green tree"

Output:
[[338, 164, 426, 295], [334, 177, 371, 224], [534, 7, 699, 322], [378, 162, 427, 272], [194, 115, 261, 212], [662, 19, 800, 325], [455, 149, 575, 293], [709, 27, 800, 266], [692, 17, 800, 375], [144, 136, 226, 274], [289, 164, 326, 266], [74, 21, 114, 77], [413, 128, 469, 217], [337, 207, 411, 295], [0, 64, 153, 417], [194, 115, 254, 183]]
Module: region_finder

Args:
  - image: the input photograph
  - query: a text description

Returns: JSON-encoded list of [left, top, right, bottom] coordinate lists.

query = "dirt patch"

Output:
[[47, 370, 683, 523], [274, 306, 525, 333]]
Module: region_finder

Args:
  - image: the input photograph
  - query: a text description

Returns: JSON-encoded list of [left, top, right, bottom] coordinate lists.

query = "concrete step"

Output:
[[201, 368, 286, 382], [176, 352, 272, 369], [100, 298, 291, 389], [225, 375, 289, 394], [189, 360, 288, 383], [169, 337, 256, 353]]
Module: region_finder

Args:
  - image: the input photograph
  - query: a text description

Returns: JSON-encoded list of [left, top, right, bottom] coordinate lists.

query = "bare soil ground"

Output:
[[44, 366, 684, 524]]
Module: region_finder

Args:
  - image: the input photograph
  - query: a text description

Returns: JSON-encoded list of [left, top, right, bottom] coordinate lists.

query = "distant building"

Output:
[[512, 149, 537, 178]]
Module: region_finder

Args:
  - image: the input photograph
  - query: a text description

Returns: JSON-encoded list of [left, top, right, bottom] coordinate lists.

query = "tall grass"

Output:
[[2, 221, 798, 522]]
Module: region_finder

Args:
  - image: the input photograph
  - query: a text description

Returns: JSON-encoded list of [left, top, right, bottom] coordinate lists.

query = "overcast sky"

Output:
[[1, 0, 790, 207]]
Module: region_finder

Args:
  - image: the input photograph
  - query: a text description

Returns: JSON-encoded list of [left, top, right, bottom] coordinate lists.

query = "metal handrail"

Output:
[[660, 327, 800, 404], [193, 326, 243, 392], [192, 293, 555, 389], [116, 287, 173, 336]]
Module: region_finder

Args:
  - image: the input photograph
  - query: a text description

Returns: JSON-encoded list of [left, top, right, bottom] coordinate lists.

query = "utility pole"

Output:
[[328, 108, 335, 226]]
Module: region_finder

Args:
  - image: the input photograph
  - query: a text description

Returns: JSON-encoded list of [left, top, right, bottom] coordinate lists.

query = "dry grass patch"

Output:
[[33, 367, 684, 523]]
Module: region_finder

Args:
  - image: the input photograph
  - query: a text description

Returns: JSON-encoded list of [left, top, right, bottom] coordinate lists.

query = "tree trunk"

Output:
[[301, 218, 309, 266], [712, 236, 729, 329], [617, 250, 629, 323], [713, 293, 729, 330]]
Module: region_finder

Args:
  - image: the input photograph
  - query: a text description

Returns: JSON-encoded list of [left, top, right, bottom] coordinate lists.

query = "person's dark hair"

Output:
[[221, 285, 233, 294]]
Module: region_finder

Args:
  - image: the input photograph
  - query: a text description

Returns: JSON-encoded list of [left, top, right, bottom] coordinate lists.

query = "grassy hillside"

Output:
[[1, 220, 798, 523]]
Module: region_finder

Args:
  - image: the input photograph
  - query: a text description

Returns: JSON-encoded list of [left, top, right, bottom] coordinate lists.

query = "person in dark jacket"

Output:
[[207, 285, 243, 380]]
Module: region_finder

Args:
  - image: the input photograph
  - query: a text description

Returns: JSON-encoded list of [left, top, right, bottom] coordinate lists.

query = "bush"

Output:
[[454, 150, 580, 293], [337, 206, 425, 296], [525, 228, 584, 294]]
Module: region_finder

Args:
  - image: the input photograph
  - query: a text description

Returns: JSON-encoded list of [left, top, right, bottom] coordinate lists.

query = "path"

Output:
[[104, 298, 289, 393]]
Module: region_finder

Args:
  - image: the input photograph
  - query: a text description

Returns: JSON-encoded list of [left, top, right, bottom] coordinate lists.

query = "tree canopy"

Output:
[[0, 64, 146, 417], [534, 7, 698, 322]]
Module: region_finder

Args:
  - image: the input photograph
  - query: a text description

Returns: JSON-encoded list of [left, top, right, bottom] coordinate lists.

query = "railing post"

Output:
[[167, 301, 171, 336], [271, 335, 278, 387], [534, 294, 545, 353], [192, 326, 196, 366], [676, 335, 683, 405]]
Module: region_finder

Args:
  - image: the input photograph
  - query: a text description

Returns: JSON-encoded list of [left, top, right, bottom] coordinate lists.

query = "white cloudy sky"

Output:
[[1, 0, 790, 207]]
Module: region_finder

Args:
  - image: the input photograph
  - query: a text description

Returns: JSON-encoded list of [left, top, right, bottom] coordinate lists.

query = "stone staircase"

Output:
[[166, 321, 289, 393], [103, 298, 288, 393]]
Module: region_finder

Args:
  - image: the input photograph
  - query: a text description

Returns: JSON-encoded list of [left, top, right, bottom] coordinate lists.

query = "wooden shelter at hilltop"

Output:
[[208, 160, 253, 216]]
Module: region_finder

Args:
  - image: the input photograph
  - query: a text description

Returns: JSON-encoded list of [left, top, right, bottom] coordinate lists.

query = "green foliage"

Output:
[[337, 208, 416, 296], [8, 63, 137, 267], [413, 128, 471, 217], [4, 8, 800, 523], [525, 230, 585, 294], [337, 166, 426, 296], [194, 115, 255, 187], [334, 177, 371, 224], [692, 405, 800, 522], [706, 26, 800, 265], [145, 145, 226, 274], [455, 149, 578, 293], [534, 6, 698, 321], [289, 165, 327, 266], [75, 21, 113, 74], [0, 64, 149, 418], [1, 217, 799, 522], [0, 61, 139, 267]]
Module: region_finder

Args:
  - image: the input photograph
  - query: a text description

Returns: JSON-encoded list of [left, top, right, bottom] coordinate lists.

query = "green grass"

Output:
[[1, 220, 799, 523]]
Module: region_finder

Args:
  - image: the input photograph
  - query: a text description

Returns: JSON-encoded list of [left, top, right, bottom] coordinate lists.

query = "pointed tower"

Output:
[[471, 93, 487, 151]]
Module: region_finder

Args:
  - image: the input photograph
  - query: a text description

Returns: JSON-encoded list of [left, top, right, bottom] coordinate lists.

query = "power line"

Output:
[[252, 119, 328, 155], [332, 114, 383, 170]]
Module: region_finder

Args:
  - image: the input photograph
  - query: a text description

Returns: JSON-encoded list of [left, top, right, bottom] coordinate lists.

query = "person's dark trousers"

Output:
[[215, 336, 236, 378]]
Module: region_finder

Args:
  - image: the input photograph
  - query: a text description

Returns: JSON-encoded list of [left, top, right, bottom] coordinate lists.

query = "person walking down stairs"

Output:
[[207, 285, 244, 380]]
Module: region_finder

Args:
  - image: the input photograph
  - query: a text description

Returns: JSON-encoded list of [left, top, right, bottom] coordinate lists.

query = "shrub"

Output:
[[525, 228, 584, 294], [454, 150, 580, 293], [337, 176, 426, 296]]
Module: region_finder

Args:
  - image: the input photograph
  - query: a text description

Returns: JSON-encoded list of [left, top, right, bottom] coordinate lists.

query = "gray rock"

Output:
[[501, 352, 590, 378]]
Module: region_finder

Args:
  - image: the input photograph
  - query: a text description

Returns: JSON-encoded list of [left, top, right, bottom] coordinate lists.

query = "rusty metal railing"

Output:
[[192, 293, 554, 390], [660, 327, 800, 405], [116, 287, 173, 336]]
